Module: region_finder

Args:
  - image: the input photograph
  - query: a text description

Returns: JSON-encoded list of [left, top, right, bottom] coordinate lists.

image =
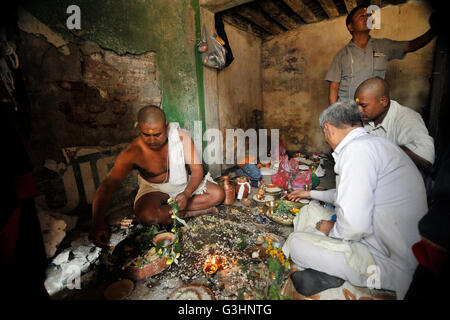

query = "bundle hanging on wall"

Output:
[[198, 24, 227, 70]]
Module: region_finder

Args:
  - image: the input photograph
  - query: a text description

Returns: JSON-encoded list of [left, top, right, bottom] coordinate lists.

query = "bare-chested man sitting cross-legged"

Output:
[[90, 106, 225, 247]]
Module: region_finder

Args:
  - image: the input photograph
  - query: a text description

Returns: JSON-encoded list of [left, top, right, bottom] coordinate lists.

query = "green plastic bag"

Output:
[[312, 173, 320, 189]]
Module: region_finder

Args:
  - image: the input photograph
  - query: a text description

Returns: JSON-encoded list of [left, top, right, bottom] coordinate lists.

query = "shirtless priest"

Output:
[[90, 106, 225, 247]]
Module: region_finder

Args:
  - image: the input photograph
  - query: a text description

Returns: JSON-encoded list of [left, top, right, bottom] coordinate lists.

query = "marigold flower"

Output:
[[166, 258, 174, 265]]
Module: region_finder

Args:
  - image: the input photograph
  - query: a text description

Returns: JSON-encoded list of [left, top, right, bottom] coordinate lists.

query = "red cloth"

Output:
[[272, 169, 290, 189], [13, 172, 38, 200], [292, 169, 312, 190], [0, 207, 21, 265], [412, 239, 448, 275]]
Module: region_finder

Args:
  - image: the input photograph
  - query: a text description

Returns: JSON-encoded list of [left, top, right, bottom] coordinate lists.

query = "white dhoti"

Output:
[[134, 172, 217, 207], [282, 203, 395, 291]]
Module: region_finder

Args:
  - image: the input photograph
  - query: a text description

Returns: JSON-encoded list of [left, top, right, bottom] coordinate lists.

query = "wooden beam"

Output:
[[343, 0, 357, 13], [282, 0, 317, 23], [236, 5, 284, 35], [222, 12, 270, 38], [258, 0, 298, 30], [317, 0, 339, 18], [370, 0, 382, 8], [199, 0, 254, 13]]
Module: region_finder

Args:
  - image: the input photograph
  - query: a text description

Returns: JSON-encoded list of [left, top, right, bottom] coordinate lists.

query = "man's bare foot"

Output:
[[181, 206, 219, 218]]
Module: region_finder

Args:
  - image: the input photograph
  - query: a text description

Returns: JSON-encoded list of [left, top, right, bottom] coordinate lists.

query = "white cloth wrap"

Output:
[[236, 181, 251, 200], [168, 122, 188, 185], [282, 203, 376, 277]]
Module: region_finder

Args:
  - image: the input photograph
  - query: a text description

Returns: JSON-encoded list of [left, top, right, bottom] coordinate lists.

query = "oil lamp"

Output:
[[203, 256, 218, 275]]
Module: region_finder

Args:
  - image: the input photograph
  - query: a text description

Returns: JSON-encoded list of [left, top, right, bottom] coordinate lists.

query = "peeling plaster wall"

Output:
[[17, 30, 161, 157], [218, 22, 262, 167], [22, 0, 204, 132], [14, 0, 205, 212], [262, 1, 435, 153]]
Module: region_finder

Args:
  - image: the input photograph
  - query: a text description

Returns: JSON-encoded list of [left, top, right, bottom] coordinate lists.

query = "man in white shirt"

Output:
[[285, 100, 428, 299], [355, 76, 435, 174]]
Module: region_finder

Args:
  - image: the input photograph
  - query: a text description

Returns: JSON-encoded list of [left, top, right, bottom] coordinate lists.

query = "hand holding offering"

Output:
[[287, 190, 311, 202]]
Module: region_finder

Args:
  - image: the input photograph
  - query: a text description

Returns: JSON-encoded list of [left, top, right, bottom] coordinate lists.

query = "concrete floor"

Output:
[[50, 158, 337, 300]]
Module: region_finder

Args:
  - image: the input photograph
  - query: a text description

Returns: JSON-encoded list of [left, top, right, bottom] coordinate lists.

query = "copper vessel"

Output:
[[221, 175, 235, 205]]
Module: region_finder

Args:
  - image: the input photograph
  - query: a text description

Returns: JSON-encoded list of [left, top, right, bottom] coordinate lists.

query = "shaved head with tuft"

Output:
[[137, 105, 166, 125], [355, 76, 390, 100]]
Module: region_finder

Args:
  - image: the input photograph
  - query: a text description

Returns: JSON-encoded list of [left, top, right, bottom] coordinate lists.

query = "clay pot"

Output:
[[104, 279, 135, 300], [235, 176, 251, 200], [152, 232, 176, 247]]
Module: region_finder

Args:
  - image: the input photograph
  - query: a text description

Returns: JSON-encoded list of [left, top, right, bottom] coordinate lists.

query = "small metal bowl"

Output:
[[252, 215, 270, 228], [246, 245, 268, 262]]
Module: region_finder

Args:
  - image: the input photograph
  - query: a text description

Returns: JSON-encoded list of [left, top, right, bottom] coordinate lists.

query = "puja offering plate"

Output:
[[282, 199, 306, 208], [265, 232, 283, 243], [256, 235, 266, 245], [263, 199, 301, 226], [253, 194, 274, 204], [264, 184, 282, 195], [266, 212, 294, 226], [169, 284, 215, 300], [260, 167, 277, 175], [295, 157, 314, 165]]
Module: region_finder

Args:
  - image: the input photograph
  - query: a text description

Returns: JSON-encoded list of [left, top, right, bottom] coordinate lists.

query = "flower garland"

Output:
[[265, 238, 291, 300], [265, 238, 290, 269], [165, 197, 187, 265]]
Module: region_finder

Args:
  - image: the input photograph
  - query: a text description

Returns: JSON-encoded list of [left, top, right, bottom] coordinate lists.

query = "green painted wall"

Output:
[[24, 0, 205, 131]]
